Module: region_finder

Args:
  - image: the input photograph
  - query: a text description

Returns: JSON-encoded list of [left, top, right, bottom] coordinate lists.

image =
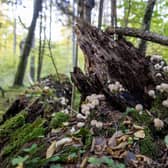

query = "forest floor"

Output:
[[0, 74, 167, 168]]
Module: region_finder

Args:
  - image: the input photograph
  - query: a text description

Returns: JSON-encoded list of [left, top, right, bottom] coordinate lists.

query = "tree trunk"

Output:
[[37, 12, 43, 81], [30, 55, 35, 82], [71, 21, 158, 111], [98, 0, 104, 29], [138, 0, 156, 55], [111, 0, 117, 27], [106, 26, 168, 46], [13, 0, 43, 86]]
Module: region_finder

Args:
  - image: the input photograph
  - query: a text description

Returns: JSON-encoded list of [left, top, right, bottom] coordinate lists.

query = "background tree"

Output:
[[98, 0, 104, 29], [13, 0, 43, 86], [138, 0, 156, 55]]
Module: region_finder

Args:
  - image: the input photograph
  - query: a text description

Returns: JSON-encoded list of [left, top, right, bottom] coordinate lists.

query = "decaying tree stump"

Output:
[[71, 21, 158, 111]]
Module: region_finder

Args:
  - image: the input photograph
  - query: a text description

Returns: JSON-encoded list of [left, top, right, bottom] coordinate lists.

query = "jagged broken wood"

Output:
[[71, 21, 160, 111]]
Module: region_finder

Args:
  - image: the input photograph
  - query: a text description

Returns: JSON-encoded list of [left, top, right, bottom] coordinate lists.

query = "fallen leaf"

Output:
[[134, 130, 145, 139], [136, 154, 152, 164], [16, 163, 24, 168], [111, 141, 128, 150], [46, 141, 56, 159], [116, 135, 129, 143], [108, 131, 123, 148], [133, 124, 144, 130]]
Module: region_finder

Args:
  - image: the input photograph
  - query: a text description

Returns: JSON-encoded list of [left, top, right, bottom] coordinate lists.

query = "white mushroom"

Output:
[[162, 99, 168, 108], [92, 99, 99, 106], [150, 55, 162, 63], [154, 64, 162, 70], [77, 122, 85, 128], [148, 90, 156, 98], [95, 121, 103, 128], [135, 104, 143, 112], [155, 73, 162, 77], [154, 118, 164, 129], [77, 113, 87, 120], [91, 120, 97, 126], [70, 126, 76, 133], [163, 66, 168, 72]]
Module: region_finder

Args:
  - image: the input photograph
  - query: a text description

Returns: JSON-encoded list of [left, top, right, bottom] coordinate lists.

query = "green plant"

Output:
[[50, 112, 69, 128], [0, 111, 28, 137], [88, 156, 125, 168]]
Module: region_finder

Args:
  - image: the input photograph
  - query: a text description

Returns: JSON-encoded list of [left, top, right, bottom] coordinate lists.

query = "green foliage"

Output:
[[50, 165, 63, 168], [50, 112, 69, 128], [126, 107, 151, 125], [73, 128, 92, 149], [12, 155, 29, 166], [23, 143, 38, 153], [88, 156, 125, 168], [0, 111, 28, 137], [139, 128, 157, 158], [2, 118, 46, 155], [150, 93, 168, 119]]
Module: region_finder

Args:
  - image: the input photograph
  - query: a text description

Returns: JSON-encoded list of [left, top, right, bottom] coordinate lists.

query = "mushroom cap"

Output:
[[154, 118, 164, 129]]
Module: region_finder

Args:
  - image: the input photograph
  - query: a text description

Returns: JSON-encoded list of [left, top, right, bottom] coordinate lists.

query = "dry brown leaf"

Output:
[[116, 134, 129, 143], [106, 147, 126, 158], [134, 130, 145, 139], [80, 156, 88, 168], [16, 163, 24, 168], [111, 141, 128, 150], [136, 154, 152, 164], [133, 124, 144, 130], [108, 131, 123, 147], [46, 141, 56, 159]]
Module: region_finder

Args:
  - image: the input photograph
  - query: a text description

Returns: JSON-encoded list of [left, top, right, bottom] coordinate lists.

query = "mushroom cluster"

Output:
[[150, 55, 168, 76], [156, 83, 168, 93], [150, 55, 165, 70], [76, 94, 105, 128], [108, 81, 125, 93], [91, 119, 103, 128]]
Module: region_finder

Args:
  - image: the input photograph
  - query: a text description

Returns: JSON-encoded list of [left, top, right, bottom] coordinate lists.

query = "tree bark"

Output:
[[139, 0, 156, 55], [37, 12, 43, 81], [98, 0, 104, 29], [13, 0, 43, 86], [106, 26, 168, 46], [111, 0, 117, 27], [71, 21, 158, 111]]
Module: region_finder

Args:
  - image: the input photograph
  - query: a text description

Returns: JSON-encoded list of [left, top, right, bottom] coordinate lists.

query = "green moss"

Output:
[[2, 118, 46, 156], [139, 128, 157, 158], [0, 111, 28, 137], [126, 108, 151, 125], [151, 93, 168, 119], [50, 112, 69, 128]]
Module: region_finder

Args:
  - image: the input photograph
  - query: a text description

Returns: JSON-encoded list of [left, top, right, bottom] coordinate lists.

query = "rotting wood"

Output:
[[71, 21, 159, 111]]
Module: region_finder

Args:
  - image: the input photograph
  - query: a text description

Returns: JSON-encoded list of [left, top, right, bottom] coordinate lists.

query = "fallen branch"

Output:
[[106, 27, 168, 46]]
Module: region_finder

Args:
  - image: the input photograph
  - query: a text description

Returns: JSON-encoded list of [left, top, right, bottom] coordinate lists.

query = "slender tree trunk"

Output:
[[111, 0, 117, 27], [98, 0, 104, 29], [13, 0, 17, 56], [30, 55, 35, 82], [13, 0, 43, 86], [124, 0, 131, 27], [138, 0, 156, 55], [37, 12, 43, 81]]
